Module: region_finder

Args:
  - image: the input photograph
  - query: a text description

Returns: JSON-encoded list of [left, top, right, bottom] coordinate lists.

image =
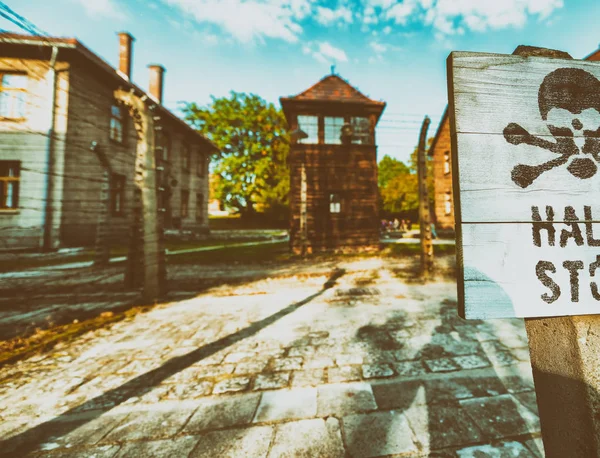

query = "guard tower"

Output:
[[280, 73, 386, 254]]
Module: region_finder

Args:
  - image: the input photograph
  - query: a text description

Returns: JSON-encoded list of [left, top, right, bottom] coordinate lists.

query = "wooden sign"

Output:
[[448, 52, 600, 319]]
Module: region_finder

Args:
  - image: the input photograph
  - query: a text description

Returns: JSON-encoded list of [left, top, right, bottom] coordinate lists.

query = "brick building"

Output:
[[0, 32, 215, 250], [430, 47, 600, 235], [428, 107, 454, 232], [280, 73, 385, 254]]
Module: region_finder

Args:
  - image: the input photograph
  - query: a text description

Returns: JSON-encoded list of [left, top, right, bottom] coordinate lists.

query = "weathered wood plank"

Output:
[[448, 51, 600, 319], [462, 222, 600, 319]]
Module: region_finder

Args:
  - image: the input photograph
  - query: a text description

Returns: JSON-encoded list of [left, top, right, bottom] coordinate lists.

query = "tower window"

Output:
[[324, 117, 344, 144], [330, 193, 342, 213], [297, 115, 319, 144]]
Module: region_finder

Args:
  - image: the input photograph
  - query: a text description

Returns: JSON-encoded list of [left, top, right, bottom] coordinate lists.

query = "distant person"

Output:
[[407, 220, 413, 231], [431, 223, 438, 239], [393, 218, 400, 231]]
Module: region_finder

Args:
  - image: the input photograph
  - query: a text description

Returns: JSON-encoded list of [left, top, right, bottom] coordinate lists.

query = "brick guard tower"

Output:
[[280, 73, 386, 254]]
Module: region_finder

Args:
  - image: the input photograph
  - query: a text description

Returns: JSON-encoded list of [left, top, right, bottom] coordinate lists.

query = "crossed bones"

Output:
[[503, 67, 600, 188]]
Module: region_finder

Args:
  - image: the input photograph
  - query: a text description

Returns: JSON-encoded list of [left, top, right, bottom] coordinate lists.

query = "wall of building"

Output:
[[431, 114, 455, 232], [0, 57, 69, 250], [289, 144, 379, 254], [62, 59, 210, 247]]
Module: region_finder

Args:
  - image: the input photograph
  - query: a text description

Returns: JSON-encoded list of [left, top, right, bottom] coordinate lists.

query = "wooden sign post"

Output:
[[449, 46, 600, 456]]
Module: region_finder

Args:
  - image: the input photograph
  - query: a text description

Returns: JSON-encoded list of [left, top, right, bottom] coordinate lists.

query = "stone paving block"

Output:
[[407, 404, 484, 451], [37, 412, 131, 450], [524, 437, 545, 458], [343, 411, 418, 457], [234, 361, 268, 374], [336, 353, 364, 365], [103, 408, 195, 442], [291, 369, 325, 388], [362, 364, 394, 379], [197, 364, 235, 378], [164, 381, 213, 400], [501, 376, 535, 394], [453, 354, 491, 370], [115, 436, 199, 458], [393, 361, 427, 377], [268, 418, 345, 458], [37, 445, 121, 458], [254, 373, 290, 390], [514, 391, 540, 415], [189, 425, 273, 458], [304, 356, 335, 369], [486, 351, 518, 367], [460, 394, 540, 440], [213, 377, 251, 394], [254, 388, 317, 422], [425, 378, 477, 404], [511, 347, 532, 362], [328, 366, 361, 383], [224, 352, 256, 363], [184, 393, 261, 433], [372, 380, 423, 410], [317, 382, 377, 416], [458, 376, 508, 398], [271, 357, 303, 371], [456, 440, 534, 457], [288, 346, 317, 357], [424, 357, 461, 373]]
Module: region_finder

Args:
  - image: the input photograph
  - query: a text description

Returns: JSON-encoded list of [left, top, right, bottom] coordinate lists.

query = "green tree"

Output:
[[378, 155, 410, 188], [182, 92, 290, 218], [378, 138, 434, 215]]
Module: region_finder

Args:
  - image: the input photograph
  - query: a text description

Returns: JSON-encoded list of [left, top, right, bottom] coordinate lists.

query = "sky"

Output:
[[3, 0, 600, 164]]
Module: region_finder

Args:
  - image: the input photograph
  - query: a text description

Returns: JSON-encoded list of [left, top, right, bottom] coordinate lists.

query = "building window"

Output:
[[443, 151, 451, 175], [444, 192, 452, 215], [197, 153, 206, 177], [0, 73, 27, 119], [324, 117, 344, 144], [181, 190, 189, 218], [0, 161, 20, 209], [110, 173, 125, 216], [330, 193, 341, 214], [196, 192, 204, 222], [109, 104, 124, 143], [351, 117, 372, 144], [182, 143, 191, 172], [297, 115, 319, 144], [157, 131, 171, 162]]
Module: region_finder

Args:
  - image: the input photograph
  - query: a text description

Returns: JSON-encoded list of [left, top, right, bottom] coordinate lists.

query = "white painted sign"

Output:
[[448, 51, 600, 319]]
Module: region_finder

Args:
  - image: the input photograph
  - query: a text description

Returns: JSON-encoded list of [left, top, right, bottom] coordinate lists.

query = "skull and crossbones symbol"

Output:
[[504, 67, 600, 188]]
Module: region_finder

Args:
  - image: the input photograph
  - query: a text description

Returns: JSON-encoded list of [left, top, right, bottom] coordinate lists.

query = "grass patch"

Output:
[[209, 215, 287, 230], [170, 240, 291, 264], [383, 243, 456, 256], [0, 303, 156, 369]]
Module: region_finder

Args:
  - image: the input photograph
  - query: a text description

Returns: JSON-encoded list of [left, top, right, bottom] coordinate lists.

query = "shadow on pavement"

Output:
[[0, 268, 345, 457]]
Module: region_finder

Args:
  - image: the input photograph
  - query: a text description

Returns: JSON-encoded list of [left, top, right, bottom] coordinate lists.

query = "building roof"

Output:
[[0, 33, 217, 152], [584, 48, 600, 61], [428, 106, 449, 157], [282, 74, 386, 106]]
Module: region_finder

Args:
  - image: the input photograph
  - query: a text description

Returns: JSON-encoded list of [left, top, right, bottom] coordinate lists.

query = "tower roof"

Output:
[[281, 74, 385, 106]]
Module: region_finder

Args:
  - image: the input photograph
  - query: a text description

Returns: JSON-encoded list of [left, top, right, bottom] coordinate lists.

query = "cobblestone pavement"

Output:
[[0, 257, 543, 457]]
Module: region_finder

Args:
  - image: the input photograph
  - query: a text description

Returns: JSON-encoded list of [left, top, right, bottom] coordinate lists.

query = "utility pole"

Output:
[[417, 116, 432, 280], [114, 89, 165, 302]]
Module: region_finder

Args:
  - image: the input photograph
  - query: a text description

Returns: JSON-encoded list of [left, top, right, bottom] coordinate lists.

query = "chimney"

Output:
[[117, 32, 134, 80], [148, 64, 166, 104]]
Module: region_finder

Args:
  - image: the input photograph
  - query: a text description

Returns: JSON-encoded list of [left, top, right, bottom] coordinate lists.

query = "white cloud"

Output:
[[370, 41, 388, 54], [304, 41, 348, 63], [315, 5, 353, 25], [71, 0, 124, 19], [363, 0, 564, 35], [162, 0, 312, 43]]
